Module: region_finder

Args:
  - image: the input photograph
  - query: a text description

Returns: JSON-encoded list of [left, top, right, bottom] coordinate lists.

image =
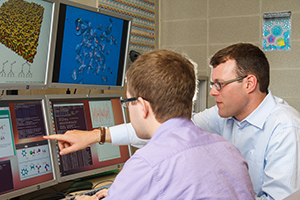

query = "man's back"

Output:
[[106, 118, 254, 199]]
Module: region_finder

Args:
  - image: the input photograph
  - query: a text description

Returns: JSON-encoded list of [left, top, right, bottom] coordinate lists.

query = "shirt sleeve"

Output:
[[192, 105, 222, 135], [256, 126, 300, 200], [105, 155, 160, 199], [109, 123, 149, 148]]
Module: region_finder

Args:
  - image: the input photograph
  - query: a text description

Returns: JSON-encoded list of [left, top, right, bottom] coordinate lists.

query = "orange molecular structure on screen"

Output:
[[0, 0, 44, 63]]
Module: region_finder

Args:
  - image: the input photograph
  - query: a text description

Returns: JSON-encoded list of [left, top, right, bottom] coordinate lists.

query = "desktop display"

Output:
[[50, 0, 132, 90], [0, 0, 56, 90], [0, 95, 56, 199], [45, 93, 131, 183]]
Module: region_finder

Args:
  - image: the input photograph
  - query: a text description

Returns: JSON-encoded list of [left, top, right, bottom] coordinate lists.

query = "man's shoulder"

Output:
[[135, 125, 243, 168], [269, 96, 300, 124]]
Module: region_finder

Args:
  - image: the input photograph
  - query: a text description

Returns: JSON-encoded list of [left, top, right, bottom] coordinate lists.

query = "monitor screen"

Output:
[[49, 0, 132, 90], [0, 0, 56, 90], [0, 95, 56, 199], [45, 93, 131, 183]]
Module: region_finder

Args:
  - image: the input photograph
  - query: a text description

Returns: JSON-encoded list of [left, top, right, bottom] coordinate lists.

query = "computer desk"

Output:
[[61, 173, 117, 199], [14, 173, 118, 200]]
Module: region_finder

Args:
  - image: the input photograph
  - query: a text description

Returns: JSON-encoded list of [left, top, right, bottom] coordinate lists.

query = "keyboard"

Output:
[[62, 183, 112, 200]]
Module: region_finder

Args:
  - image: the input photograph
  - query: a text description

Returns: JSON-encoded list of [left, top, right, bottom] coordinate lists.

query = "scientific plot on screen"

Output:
[[89, 100, 115, 127], [89, 100, 121, 162], [0, 0, 54, 87], [56, 4, 124, 86]]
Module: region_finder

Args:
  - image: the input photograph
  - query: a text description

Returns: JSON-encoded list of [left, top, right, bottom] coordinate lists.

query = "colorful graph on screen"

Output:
[[0, 0, 44, 63], [89, 100, 115, 128]]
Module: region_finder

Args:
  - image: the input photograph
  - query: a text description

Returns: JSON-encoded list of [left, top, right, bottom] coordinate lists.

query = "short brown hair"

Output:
[[210, 43, 269, 93], [126, 49, 196, 123]]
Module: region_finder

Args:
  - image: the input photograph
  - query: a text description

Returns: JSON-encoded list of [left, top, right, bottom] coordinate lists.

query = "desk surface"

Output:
[[64, 174, 116, 198]]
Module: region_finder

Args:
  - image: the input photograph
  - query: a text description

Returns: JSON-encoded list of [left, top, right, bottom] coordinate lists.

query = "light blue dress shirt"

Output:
[[107, 118, 254, 199], [193, 91, 300, 200]]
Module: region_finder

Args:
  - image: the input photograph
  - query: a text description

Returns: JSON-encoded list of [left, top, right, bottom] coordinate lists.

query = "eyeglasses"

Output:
[[210, 75, 247, 91], [121, 97, 149, 108]]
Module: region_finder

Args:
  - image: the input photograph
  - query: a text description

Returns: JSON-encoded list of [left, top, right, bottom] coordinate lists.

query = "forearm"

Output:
[[109, 123, 149, 148], [90, 127, 111, 143], [90, 124, 130, 145], [90, 123, 149, 147]]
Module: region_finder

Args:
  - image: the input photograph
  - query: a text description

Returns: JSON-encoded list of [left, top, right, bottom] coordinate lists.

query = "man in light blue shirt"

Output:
[[109, 43, 300, 200], [193, 91, 300, 199]]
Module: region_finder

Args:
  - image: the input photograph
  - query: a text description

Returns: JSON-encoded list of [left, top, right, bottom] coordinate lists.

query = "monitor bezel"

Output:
[[0, 0, 58, 91], [47, 0, 132, 91], [45, 93, 131, 183], [0, 95, 57, 200]]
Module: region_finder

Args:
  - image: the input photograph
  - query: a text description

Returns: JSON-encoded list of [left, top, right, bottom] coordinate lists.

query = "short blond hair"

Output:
[[126, 49, 196, 123]]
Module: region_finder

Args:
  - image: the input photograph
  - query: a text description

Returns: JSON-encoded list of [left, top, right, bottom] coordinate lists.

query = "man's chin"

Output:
[[218, 110, 231, 118]]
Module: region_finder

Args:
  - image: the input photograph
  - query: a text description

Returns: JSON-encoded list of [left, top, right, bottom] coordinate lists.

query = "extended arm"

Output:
[[43, 123, 149, 155], [43, 129, 103, 155]]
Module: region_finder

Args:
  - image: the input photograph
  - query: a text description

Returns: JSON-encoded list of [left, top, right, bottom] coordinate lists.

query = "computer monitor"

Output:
[[0, 0, 57, 90], [0, 95, 57, 199], [49, 0, 132, 90], [45, 93, 131, 183]]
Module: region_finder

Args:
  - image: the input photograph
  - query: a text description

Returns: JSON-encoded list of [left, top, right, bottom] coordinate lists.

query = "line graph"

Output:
[[89, 100, 115, 127]]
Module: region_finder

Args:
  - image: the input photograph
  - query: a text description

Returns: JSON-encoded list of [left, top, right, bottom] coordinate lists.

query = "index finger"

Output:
[[43, 134, 64, 141]]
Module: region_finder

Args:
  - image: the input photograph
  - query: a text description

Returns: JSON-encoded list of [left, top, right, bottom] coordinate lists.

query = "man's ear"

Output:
[[245, 74, 257, 93], [139, 97, 150, 118]]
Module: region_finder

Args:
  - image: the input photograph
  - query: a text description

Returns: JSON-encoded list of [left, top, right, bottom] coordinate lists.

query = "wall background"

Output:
[[158, 0, 300, 111], [19, 0, 300, 112]]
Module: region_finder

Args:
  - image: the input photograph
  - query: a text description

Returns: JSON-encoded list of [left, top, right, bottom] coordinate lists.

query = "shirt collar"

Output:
[[240, 91, 276, 129], [151, 118, 192, 141]]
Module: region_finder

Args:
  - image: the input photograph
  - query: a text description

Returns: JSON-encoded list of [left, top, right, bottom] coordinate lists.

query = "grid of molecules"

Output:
[[16, 144, 52, 181], [0, 0, 44, 63]]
